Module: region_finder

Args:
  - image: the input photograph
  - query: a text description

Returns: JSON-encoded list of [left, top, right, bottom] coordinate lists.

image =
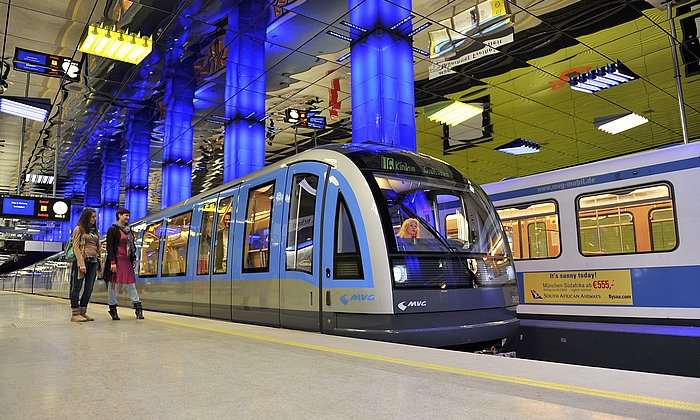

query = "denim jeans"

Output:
[[107, 282, 140, 306], [70, 259, 97, 308]]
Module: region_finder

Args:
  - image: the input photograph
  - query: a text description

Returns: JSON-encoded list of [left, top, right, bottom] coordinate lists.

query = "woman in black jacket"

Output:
[[103, 207, 144, 320]]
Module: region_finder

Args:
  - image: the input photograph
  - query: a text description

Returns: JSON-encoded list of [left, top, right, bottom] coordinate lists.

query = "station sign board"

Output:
[[0, 195, 71, 221], [13, 47, 81, 82], [284, 108, 326, 129]]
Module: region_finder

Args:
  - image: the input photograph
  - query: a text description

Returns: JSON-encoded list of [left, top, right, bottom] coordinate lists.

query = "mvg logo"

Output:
[[340, 294, 375, 305], [397, 300, 427, 311]]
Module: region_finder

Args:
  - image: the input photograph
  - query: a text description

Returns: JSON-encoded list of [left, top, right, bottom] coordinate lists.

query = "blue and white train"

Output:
[[483, 142, 700, 325], [6, 144, 520, 349]]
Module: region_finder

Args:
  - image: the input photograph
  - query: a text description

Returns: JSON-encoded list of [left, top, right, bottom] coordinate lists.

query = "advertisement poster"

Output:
[[523, 270, 633, 305]]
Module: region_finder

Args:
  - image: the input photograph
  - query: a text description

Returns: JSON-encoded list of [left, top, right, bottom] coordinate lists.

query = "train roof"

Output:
[[482, 141, 700, 197], [143, 143, 469, 224]]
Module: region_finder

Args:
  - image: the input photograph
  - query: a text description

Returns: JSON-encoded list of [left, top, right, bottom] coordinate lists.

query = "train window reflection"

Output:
[[334, 195, 363, 279], [577, 184, 676, 255], [497, 201, 560, 260], [138, 221, 162, 277], [197, 201, 216, 275], [243, 183, 273, 272], [286, 174, 318, 273], [162, 212, 192, 276], [375, 174, 507, 257], [650, 209, 676, 251], [214, 196, 234, 274]]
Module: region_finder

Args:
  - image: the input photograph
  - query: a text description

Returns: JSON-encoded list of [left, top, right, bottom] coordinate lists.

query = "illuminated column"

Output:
[[223, 0, 267, 182], [100, 139, 122, 233], [84, 157, 101, 229], [125, 109, 151, 220], [350, 0, 416, 151], [161, 51, 195, 208]]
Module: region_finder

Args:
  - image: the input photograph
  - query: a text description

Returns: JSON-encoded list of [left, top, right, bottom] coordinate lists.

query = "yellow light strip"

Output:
[[78, 23, 153, 65], [428, 101, 483, 126]]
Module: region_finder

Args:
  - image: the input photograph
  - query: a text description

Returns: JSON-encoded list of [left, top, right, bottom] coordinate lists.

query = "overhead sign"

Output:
[[13, 47, 81, 82], [284, 108, 326, 129], [0, 195, 71, 221]]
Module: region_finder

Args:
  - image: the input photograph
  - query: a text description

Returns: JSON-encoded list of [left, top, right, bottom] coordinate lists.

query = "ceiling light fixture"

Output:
[[0, 96, 51, 122], [569, 61, 638, 94], [427, 101, 483, 126], [78, 23, 153, 64], [594, 113, 648, 134], [25, 173, 55, 184], [495, 138, 541, 155]]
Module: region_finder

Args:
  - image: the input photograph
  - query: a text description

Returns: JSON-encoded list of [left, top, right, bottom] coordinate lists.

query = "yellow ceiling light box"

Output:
[[427, 101, 483, 126], [78, 23, 153, 64]]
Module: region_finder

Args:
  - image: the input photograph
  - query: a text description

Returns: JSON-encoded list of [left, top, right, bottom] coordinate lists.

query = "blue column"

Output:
[[125, 109, 151, 220], [350, 0, 416, 151], [162, 51, 195, 208], [100, 139, 122, 233], [84, 157, 102, 229], [223, 0, 267, 182]]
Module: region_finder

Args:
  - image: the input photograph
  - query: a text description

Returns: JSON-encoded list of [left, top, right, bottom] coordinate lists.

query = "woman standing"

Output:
[[103, 207, 144, 320], [70, 208, 100, 322]]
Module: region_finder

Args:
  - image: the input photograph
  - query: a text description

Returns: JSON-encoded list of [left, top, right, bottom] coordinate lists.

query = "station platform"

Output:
[[1, 290, 699, 419]]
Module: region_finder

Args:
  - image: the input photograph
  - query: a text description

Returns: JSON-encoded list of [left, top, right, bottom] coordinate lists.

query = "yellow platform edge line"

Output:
[[150, 316, 700, 413]]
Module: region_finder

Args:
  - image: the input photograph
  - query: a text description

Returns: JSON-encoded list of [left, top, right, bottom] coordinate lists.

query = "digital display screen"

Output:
[[16, 49, 47, 65], [0, 195, 71, 221], [13, 47, 81, 82], [14, 61, 46, 73], [2, 198, 34, 216]]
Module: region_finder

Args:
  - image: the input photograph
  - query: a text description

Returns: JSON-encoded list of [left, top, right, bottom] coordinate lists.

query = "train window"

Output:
[[286, 174, 318, 274], [213, 196, 234, 274], [197, 202, 216, 275], [243, 183, 274, 272], [138, 221, 162, 277], [496, 201, 561, 260], [161, 212, 192, 276], [650, 208, 677, 251], [577, 183, 676, 255], [334, 195, 364, 279]]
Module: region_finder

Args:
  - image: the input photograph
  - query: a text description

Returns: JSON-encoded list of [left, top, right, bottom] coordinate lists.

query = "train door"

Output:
[[278, 162, 329, 330], [233, 171, 284, 326], [320, 168, 371, 332], [190, 197, 217, 317], [210, 190, 238, 320]]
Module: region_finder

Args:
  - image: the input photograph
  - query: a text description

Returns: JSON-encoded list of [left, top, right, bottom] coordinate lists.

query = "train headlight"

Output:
[[393, 264, 408, 284]]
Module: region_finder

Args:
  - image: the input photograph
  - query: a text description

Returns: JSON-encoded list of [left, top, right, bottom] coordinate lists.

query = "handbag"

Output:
[[64, 238, 76, 262]]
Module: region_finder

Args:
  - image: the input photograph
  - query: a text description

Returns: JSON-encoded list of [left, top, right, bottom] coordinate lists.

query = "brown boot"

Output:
[[80, 307, 94, 321], [71, 308, 87, 322]]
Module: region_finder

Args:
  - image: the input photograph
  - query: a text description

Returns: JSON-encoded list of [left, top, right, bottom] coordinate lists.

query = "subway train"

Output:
[[482, 141, 700, 326], [5, 144, 520, 350]]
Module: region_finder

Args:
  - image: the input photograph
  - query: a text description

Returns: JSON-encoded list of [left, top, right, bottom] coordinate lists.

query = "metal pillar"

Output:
[[668, 3, 689, 144]]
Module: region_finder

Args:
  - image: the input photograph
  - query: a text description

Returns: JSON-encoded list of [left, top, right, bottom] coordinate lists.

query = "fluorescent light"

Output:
[[0, 97, 51, 122], [24, 173, 54, 184], [594, 113, 648, 134], [428, 101, 483, 126], [78, 23, 152, 64], [570, 61, 638, 94], [496, 138, 541, 155]]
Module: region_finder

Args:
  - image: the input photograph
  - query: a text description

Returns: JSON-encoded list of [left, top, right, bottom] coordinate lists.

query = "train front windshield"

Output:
[[373, 174, 515, 289]]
